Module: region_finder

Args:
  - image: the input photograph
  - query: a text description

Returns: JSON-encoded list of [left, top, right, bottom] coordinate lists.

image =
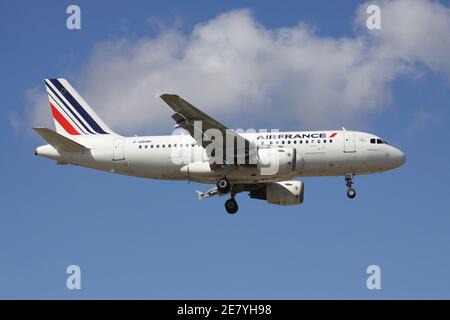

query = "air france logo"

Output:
[[256, 132, 338, 140]]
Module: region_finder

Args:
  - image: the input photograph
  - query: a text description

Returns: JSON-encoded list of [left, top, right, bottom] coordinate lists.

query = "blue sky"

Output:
[[1, 0, 450, 299]]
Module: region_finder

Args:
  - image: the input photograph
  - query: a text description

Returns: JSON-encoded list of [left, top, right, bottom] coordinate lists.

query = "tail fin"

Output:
[[44, 78, 116, 137]]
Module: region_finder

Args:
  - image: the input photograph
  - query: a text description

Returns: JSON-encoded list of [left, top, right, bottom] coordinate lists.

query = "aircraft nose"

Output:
[[392, 147, 406, 167], [400, 150, 406, 165]]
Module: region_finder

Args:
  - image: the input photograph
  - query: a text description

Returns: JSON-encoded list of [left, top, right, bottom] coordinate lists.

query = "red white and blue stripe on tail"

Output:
[[44, 78, 114, 136]]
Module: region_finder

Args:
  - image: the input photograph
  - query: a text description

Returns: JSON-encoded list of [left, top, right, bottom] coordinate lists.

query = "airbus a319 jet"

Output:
[[35, 79, 406, 214]]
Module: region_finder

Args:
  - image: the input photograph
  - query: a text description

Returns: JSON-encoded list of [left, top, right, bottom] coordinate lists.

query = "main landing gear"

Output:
[[216, 176, 231, 194], [225, 198, 238, 214], [217, 176, 238, 214], [345, 174, 357, 199]]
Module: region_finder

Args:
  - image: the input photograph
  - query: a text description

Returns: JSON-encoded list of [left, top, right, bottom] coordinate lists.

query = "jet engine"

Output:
[[249, 180, 304, 205]]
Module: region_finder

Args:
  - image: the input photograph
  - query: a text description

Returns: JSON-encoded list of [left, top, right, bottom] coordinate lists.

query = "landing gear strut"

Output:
[[216, 176, 238, 214], [345, 174, 357, 199], [217, 176, 231, 194]]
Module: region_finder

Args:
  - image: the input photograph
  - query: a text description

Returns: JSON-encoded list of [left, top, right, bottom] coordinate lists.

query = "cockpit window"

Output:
[[371, 137, 388, 144]]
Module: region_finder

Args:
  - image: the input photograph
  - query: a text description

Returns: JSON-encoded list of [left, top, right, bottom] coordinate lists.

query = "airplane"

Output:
[[34, 78, 406, 214]]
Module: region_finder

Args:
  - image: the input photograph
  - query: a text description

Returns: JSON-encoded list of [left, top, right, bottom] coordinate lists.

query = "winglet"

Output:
[[195, 187, 221, 200], [196, 190, 204, 200]]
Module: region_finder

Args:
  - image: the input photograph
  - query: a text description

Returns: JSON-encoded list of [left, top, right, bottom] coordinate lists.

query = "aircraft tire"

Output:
[[217, 177, 231, 194], [225, 198, 238, 214], [347, 188, 356, 199]]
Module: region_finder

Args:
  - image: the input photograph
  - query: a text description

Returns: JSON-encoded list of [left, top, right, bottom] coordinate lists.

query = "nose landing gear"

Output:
[[345, 174, 357, 199]]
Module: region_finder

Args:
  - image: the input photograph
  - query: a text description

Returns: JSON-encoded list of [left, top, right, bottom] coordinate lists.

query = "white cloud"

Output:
[[26, 0, 450, 135], [407, 109, 436, 134], [25, 86, 51, 129], [357, 0, 450, 78]]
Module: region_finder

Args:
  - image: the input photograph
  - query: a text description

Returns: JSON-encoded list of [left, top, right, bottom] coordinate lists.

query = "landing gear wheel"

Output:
[[347, 188, 356, 199], [217, 177, 231, 194], [225, 198, 238, 214], [345, 174, 356, 199]]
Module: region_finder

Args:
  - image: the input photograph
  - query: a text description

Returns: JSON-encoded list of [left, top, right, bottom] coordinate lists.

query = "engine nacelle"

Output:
[[250, 180, 304, 205], [257, 147, 303, 175]]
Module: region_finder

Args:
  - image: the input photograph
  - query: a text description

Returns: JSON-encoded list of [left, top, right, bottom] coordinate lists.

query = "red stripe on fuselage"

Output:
[[329, 132, 337, 138], [50, 103, 80, 135]]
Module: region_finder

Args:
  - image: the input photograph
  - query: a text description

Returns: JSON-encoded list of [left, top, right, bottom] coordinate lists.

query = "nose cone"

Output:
[[391, 147, 406, 168]]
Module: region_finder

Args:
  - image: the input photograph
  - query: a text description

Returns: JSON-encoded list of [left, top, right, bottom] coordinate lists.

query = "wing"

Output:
[[160, 94, 257, 166]]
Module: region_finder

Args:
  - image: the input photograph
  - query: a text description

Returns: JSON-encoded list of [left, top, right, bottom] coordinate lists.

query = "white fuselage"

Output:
[[36, 130, 406, 184]]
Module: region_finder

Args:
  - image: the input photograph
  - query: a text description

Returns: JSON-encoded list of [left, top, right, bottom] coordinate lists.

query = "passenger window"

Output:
[[282, 141, 285, 144], [300, 140, 303, 144], [270, 141, 273, 145], [293, 140, 297, 144], [287, 140, 291, 144], [317, 140, 320, 144], [305, 140, 309, 144], [276, 141, 279, 144], [186, 144, 189, 147], [174, 144, 176, 147], [156, 145, 159, 148], [323, 140, 326, 143], [151, 145, 153, 148], [139, 145, 142, 149], [329, 139, 333, 143], [145, 145, 148, 149], [261, 141, 264, 145]]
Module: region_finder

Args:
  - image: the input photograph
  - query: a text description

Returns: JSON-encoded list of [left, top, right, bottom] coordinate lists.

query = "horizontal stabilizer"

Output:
[[34, 127, 89, 152]]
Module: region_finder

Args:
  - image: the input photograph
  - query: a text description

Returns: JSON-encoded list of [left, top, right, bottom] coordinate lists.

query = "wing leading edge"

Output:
[[160, 94, 257, 166]]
